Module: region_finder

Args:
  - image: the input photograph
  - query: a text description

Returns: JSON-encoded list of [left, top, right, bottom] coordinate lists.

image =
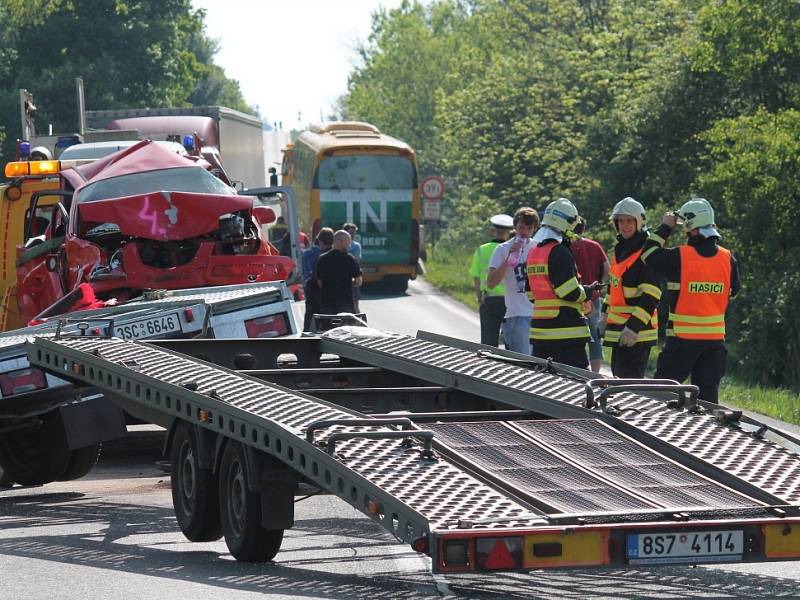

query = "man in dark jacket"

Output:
[[641, 198, 740, 403], [301, 227, 334, 331], [526, 198, 603, 369], [315, 229, 363, 315], [600, 198, 661, 378]]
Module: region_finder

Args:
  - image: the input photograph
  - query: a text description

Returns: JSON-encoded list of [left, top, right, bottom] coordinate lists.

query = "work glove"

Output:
[[619, 326, 638, 347], [598, 313, 608, 337]]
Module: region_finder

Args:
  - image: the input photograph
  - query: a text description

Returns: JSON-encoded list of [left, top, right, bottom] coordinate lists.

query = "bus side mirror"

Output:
[[253, 206, 277, 225]]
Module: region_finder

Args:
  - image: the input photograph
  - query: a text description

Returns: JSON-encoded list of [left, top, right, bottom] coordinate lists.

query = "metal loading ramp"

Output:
[[25, 336, 552, 540], [427, 420, 759, 514], [320, 329, 800, 505]]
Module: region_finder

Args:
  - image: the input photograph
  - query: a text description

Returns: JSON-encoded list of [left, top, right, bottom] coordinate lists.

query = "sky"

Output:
[[191, 0, 407, 130]]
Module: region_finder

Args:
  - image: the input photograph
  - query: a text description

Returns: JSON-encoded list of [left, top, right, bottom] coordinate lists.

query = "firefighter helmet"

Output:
[[678, 198, 715, 231], [610, 197, 646, 231], [30, 146, 52, 161], [541, 198, 579, 233]]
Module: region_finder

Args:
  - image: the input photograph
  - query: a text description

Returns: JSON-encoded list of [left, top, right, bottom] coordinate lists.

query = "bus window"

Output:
[[315, 155, 416, 190]]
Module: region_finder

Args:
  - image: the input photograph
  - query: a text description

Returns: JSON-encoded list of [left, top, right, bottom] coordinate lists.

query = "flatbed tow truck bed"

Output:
[[20, 326, 800, 573], [0, 282, 295, 487]]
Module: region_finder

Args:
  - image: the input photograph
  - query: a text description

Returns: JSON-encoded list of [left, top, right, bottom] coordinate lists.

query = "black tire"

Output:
[[0, 412, 71, 486], [218, 441, 283, 562], [0, 465, 14, 488], [386, 276, 409, 294], [58, 443, 101, 481], [170, 423, 222, 542]]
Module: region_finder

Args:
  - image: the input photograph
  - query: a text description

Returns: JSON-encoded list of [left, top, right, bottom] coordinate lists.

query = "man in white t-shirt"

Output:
[[487, 207, 540, 354]]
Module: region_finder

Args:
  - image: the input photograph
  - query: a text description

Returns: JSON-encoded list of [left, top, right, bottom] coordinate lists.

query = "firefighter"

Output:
[[526, 198, 603, 369], [600, 198, 661, 378], [641, 198, 740, 403]]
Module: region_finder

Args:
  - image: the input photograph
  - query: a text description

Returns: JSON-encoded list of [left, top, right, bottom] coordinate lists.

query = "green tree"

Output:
[[698, 109, 800, 389], [0, 0, 252, 162]]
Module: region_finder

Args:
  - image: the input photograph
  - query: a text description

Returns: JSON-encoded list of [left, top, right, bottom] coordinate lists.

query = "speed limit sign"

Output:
[[420, 175, 445, 200]]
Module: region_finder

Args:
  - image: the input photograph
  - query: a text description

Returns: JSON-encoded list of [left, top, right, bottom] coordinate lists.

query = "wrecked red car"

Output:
[[15, 140, 292, 324]]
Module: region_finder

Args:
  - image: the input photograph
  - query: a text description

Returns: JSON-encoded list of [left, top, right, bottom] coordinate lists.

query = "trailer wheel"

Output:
[[58, 443, 102, 481], [0, 412, 71, 486], [0, 465, 13, 488], [219, 441, 283, 562], [170, 423, 222, 542]]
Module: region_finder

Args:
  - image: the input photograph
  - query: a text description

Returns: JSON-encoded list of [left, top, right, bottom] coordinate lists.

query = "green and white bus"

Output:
[[281, 122, 420, 292]]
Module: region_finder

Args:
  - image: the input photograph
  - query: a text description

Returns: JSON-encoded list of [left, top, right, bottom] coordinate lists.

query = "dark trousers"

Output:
[[303, 284, 320, 332], [610, 344, 652, 379], [479, 296, 506, 347], [654, 338, 727, 404], [534, 341, 589, 370]]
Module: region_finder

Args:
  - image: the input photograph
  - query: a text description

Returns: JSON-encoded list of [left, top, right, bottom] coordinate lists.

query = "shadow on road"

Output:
[[0, 489, 798, 599]]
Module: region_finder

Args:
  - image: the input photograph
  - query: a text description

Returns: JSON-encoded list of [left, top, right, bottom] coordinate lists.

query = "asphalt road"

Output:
[[1, 278, 799, 599]]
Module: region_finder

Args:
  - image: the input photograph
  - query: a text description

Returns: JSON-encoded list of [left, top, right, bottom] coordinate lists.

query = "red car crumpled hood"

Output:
[[78, 191, 254, 241]]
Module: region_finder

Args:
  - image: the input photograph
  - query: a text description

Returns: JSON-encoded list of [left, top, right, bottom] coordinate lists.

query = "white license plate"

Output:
[[627, 530, 743, 565], [114, 313, 182, 340]]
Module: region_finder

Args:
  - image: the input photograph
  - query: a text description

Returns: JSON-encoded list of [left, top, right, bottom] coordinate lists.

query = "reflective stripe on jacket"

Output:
[[526, 241, 589, 342], [604, 248, 659, 345], [668, 245, 731, 340]]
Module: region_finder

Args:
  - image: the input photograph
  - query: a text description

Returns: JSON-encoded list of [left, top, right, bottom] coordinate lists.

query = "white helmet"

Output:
[[678, 197, 720, 238], [610, 197, 646, 231], [30, 146, 52, 161], [541, 198, 579, 233], [677, 198, 714, 230]]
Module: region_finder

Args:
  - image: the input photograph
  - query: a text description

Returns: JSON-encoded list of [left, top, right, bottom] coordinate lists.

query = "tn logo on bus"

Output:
[[342, 199, 389, 233], [688, 281, 725, 294]]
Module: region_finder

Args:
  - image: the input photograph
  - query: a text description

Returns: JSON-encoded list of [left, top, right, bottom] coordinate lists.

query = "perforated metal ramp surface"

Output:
[[28, 337, 547, 534], [428, 420, 759, 513], [322, 329, 800, 504]]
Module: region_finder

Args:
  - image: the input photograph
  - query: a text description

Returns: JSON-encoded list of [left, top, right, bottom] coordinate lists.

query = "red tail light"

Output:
[[245, 314, 289, 338], [476, 537, 524, 570], [0, 367, 47, 396]]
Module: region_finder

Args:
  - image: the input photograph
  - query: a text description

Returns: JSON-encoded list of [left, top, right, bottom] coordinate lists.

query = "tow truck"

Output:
[[0, 282, 296, 487], [12, 325, 800, 572]]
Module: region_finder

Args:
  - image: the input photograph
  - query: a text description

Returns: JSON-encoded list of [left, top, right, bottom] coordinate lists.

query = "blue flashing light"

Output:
[[182, 134, 195, 152], [18, 140, 31, 159]]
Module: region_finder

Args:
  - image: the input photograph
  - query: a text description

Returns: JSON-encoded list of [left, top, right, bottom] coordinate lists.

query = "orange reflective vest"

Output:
[[605, 249, 658, 345], [669, 245, 731, 340], [526, 242, 589, 341]]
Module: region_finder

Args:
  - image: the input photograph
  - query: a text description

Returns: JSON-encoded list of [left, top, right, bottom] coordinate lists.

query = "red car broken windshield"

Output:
[[78, 166, 235, 203]]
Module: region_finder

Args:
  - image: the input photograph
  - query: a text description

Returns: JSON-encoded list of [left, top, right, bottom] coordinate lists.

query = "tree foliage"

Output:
[[0, 0, 252, 161], [344, 0, 800, 389]]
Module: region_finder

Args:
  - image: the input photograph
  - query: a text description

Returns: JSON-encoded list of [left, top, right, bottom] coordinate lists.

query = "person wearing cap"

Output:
[[470, 214, 514, 347], [640, 198, 740, 403], [487, 207, 540, 354]]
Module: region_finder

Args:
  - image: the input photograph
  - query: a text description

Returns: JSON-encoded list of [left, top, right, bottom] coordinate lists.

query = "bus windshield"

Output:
[[315, 155, 415, 190]]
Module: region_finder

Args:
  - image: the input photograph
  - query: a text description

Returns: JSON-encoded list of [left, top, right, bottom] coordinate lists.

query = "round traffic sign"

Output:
[[420, 175, 444, 200]]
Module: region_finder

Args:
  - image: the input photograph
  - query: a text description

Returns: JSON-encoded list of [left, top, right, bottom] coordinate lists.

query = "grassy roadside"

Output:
[[423, 249, 800, 426], [422, 246, 479, 311]]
